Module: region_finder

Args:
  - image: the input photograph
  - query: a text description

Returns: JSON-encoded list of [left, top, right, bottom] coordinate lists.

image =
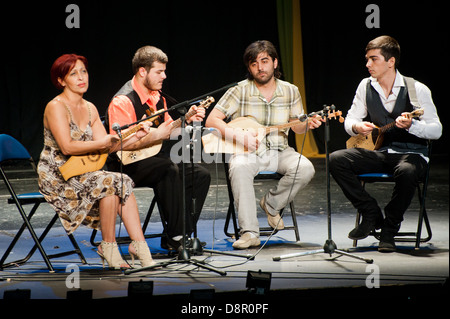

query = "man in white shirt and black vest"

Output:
[[329, 36, 442, 252]]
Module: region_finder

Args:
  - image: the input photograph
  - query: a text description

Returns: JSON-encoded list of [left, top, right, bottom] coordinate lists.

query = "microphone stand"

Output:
[[188, 122, 254, 260], [125, 109, 226, 275], [116, 82, 239, 132], [272, 105, 373, 264], [125, 84, 240, 276]]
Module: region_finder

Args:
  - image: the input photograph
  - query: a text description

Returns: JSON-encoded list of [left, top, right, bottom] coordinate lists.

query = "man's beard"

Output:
[[253, 70, 274, 85], [143, 77, 159, 91]]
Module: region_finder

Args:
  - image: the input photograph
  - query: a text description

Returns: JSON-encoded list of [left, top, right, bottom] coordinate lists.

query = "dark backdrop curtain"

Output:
[[300, 0, 447, 154], [0, 1, 280, 160], [1, 1, 447, 160]]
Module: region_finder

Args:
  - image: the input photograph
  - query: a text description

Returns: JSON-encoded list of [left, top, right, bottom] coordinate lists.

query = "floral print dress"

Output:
[[37, 102, 134, 234]]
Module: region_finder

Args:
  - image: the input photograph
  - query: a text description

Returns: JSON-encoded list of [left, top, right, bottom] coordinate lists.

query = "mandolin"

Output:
[[346, 108, 424, 150]]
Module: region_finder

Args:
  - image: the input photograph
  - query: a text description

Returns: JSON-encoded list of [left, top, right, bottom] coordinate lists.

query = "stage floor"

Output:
[[0, 157, 448, 309]]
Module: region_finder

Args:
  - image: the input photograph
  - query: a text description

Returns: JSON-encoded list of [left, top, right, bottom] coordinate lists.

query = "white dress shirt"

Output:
[[345, 71, 442, 141]]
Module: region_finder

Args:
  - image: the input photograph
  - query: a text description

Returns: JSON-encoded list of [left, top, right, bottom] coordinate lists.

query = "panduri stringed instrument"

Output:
[[59, 96, 214, 179], [118, 96, 214, 165], [345, 109, 424, 150], [202, 109, 343, 154], [58, 111, 164, 180]]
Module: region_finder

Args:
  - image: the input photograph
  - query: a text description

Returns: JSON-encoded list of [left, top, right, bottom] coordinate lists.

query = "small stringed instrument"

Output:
[[346, 108, 424, 150], [58, 112, 164, 181], [202, 109, 343, 154], [119, 96, 215, 165]]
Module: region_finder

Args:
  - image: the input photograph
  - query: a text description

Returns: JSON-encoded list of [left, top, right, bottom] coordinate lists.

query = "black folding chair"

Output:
[[223, 161, 300, 241], [353, 142, 433, 249], [0, 134, 86, 272]]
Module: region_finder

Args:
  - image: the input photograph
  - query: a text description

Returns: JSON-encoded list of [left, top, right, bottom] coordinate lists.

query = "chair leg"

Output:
[[21, 213, 59, 265], [0, 208, 34, 268], [67, 233, 87, 264], [223, 161, 240, 239], [352, 211, 362, 248], [224, 202, 240, 239], [414, 142, 433, 249], [289, 201, 300, 241], [0, 201, 54, 272], [415, 183, 432, 249], [142, 197, 165, 240], [420, 209, 432, 245], [141, 196, 158, 234]]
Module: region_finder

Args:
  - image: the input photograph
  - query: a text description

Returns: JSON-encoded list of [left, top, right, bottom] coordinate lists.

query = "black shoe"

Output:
[[378, 227, 397, 252], [378, 240, 396, 252], [160, 236, 183, 252], [348, 216, 383, 240]]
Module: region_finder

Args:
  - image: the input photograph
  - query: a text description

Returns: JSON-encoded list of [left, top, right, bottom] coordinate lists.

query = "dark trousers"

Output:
[[111, 154, 211, 238], [329, 148, 427, 228]]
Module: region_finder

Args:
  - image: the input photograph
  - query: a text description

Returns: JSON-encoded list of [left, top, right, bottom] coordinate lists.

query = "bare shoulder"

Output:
[[85, 100, 102, 125], [44, 98, 66, 117], [85, 100, 99, 113], [43, 98, 69, 128], [46, 98, 63, 109]]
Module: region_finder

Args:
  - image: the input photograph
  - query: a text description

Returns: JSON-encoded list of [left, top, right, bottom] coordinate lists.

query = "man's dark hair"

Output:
[[243, 40, 281, 80], [366, 35, 401, 69]]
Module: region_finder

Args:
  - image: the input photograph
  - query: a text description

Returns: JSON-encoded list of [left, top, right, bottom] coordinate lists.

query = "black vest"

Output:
[[106, 80, 178, 159], [105, 80, 166, 133], [365, 79, 428, 156]]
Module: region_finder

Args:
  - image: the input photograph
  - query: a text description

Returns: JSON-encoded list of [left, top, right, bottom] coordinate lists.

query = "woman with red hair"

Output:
[[38, 54, 154, 269]]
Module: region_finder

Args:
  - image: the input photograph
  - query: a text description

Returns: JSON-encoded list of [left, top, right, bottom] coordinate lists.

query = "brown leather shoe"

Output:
[[260, 196, 284, 230]]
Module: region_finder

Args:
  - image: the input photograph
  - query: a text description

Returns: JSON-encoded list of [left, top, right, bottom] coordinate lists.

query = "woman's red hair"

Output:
[[50, 54, 88, 90]]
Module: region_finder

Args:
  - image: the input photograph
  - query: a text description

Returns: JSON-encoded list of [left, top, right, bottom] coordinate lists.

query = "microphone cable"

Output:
[[203, 120, 310, 269], [115, 131, 130, 268], [113, 128, 134, 269]]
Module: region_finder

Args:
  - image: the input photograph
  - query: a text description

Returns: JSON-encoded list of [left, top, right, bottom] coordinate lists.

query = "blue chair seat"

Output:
[[358, 173, 393, 178], [8, 192, 46, 205]]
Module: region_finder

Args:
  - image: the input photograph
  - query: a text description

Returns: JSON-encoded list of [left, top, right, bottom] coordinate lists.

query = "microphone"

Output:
[[112, 123, 122, 138], [184, 126, 217, 133], [299, 111, 325, 122], [298, 114, 308, 122], [323, 104, 336, 112]]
